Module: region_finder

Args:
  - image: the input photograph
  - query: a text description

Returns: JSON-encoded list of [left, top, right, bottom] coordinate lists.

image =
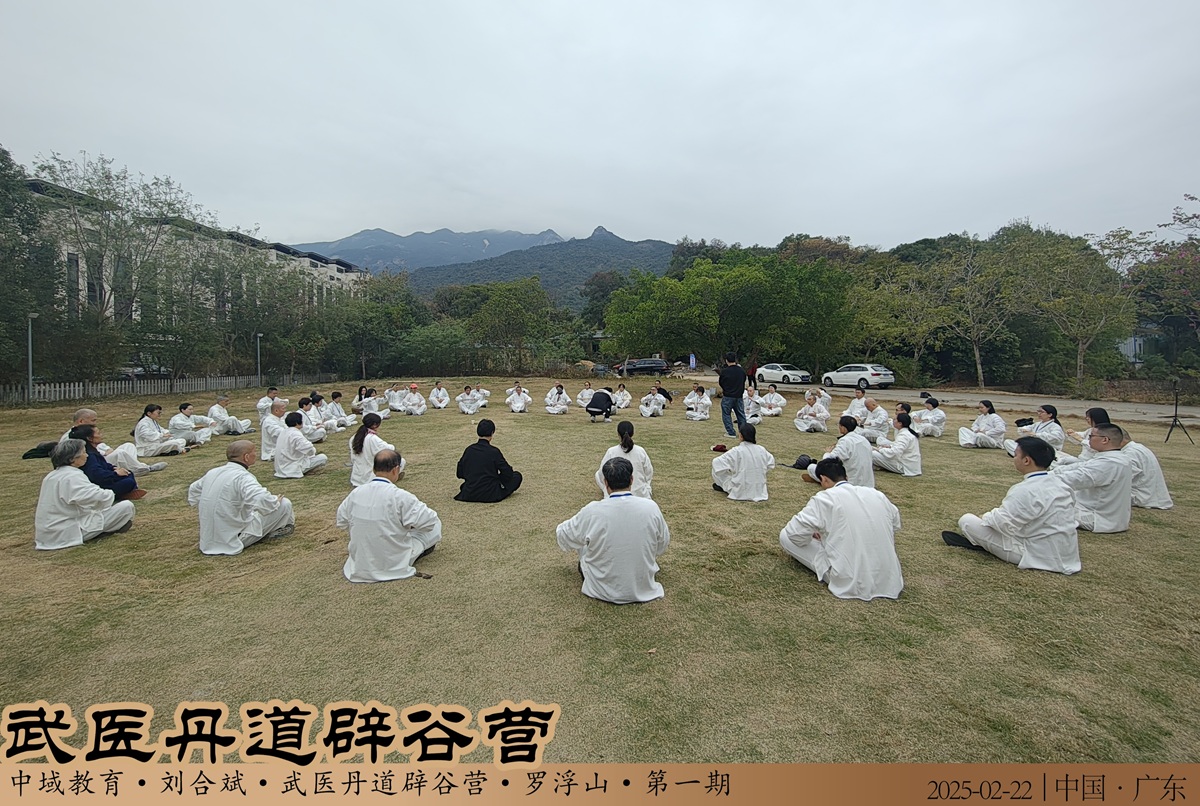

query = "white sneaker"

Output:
[[148, 462, 168, 472]]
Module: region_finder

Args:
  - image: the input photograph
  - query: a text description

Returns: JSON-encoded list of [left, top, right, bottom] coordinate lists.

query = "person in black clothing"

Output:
[[70, 425, 146, 501], [718, 352, 748, 437], [586, 387, 615, 422], [454, 419, 523, 502]]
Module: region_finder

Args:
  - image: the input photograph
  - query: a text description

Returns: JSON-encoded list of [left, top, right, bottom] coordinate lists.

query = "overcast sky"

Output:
[[4, 1, 1198, 250]]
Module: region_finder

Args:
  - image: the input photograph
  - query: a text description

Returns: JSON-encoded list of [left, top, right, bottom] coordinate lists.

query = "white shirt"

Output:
[[712, 441, 776, 502], [912, 407, 946, 436], [1017, 420, 1066, 450], [760, 392, 787, 412], [257, 395, 285, 421], [506, 390, 533, 412], [456, 392, 480, 414], [843, 396, 868, 421], [743, 390, 762, 417], [780, 481, 904, 600], [188, 462, 284, 555], [576, 388, 595, 407], [1122, 441, 1173, 509], [970, 412, 1007, 441], [979, 472, 1080, 574], [556, 493, 670, 604], [597, 444, 654, 499], [824, 430, 875, 488], [169, 412, 212, 437], [860, 406, 890, 440], [614, 390, 632, 408], [207, 403, 234, 424], [338, 478, 442, 582], [429, 387, 450, 408], [796, 402, 829, 425], [133, 417, 174, 450], [34, 466, 118, 550], [1052, 450, 1133, 533], [274, 428, 319, 479], [350, 432, 400, 487], [261, 414, 286, 460], [874, 429, 922, 476]]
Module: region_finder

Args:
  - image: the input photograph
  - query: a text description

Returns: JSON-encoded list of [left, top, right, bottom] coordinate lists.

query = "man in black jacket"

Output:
[[454, 419, 523, 502], [718, 352, 748, 438], [586, 387, 615, 422]]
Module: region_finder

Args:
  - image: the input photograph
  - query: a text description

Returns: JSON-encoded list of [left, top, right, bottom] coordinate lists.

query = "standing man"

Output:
[[779, 457, 904, 600], [718, 352, 747, 438], [188, 440, 295, 555], [337, 449, 442, 582], [454, 419, 523, 502], [556, 457, 670, 604]]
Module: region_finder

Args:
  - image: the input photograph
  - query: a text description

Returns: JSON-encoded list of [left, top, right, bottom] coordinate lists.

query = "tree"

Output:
[[935, 237, 1016, 388], [580, 270, 629, 331], [468, 278, 551, 373]]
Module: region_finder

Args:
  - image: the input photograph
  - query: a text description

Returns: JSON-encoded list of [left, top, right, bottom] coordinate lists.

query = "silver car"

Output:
[[822, 363, 895, 390]]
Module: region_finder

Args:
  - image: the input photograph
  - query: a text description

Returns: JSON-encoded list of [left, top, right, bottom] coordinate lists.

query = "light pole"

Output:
[[26, 313, 38, 404], [256, 333, 264, 388]]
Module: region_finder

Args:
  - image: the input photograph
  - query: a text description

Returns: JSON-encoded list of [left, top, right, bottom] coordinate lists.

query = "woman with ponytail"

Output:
[[872, 412, 922, 476], [349, 413, 403, 487], [594, 420, 654, 499], [1005, 404, 1066, 456]]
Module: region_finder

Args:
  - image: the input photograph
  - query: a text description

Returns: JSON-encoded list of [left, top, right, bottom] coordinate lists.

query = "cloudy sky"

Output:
[[4, 1, 1197, 249]]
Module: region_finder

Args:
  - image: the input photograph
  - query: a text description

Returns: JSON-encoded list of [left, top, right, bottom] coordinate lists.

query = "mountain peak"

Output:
[[589, 226, 619, 240]]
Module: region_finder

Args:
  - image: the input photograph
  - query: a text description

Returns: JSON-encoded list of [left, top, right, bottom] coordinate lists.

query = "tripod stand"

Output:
[[1165, 380, 1193, 444]]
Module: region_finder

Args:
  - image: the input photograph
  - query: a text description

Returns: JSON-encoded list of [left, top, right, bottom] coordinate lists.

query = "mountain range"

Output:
[[293, 227, 565, 271]]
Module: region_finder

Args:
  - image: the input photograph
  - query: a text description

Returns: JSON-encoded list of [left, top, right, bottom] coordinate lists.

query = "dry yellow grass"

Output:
[[1, 379, 1197, 763]]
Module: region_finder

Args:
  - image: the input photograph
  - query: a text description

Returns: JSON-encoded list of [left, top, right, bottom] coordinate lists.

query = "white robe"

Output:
[[207, 404, 252, 435], [545, 390, 571, 414], [779, 480, 904, 600], [456, 392, 480, 415], [187, 462, 294, 555], [322, 401, 357, 428], [860, 407, 890, 443], [815, 389, 833, 412], [169, 413, 215, 445], [556, 493, 670, 604], [1004, 420, 1066, 456], [361, 396, 391, 419], [60, 430, 149, 473], [257, 395, 286, 422], [350, 432, 402, 487], [273, 428, 328, 479], [576, 388, 595, 407], [1051, 450, 1132, 533], [912, 407, 946, 437], [338, 478, 442, 582], [959, 413, 1007, 448], [743, 390, 763, 424], [685, 394, 711, 421], [296, 408, 328, 443], [794, 402, 830, 432], [34, 466, 135, 550], [473, 388, 490, 407], [429, 388, 450, 409], [957, 471, 1080, 574], [506, 390, 533, 412], [843, 396, 868, 422], [760, 392, 786, 417], [809, 430, 874, 489], [595, 444, 654, 499], [872, 429, 922, 476], [1122, 441, 1173, 509], [260, 414, 286, 461], [712, 441, 776, 502], [399, 392, 428, 415], [639, 393, 665, 418], [384, 388, 405, 411], [133, 417, 188, 456], [613, 390, 632, 409]]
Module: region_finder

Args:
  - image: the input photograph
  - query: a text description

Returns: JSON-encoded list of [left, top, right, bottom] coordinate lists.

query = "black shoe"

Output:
[[418, 544, 437, 560], [712, 483, 725, 492], [941, 530, 983, 550]]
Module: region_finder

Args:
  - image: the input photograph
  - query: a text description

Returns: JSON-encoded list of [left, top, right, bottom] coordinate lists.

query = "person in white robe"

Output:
[[62, 408, 162, 474], [859, 399, 890, 444], [613, 383, 632, 409], [683, 383, 703, 412], [473, 384, 491, 408], [1004, 404, 1066, 456], [911, 397, 947, 437], [317, 392, 356, 428], [380, 383, 403, 411], [558, 455, 670, 604], [1059, 407, 1110, 464], [794, 391, 830, 432], [360, 387, 391, 419], [338, 449, 441, 583], [759, 384, 786, 417], [274, 413, 329, 479], [842, 388, 868, 423], [207, 395, 254, 435], [712, 423, 775, 502], [506, 385, 533, 412], [807, 416, 875, 489], [779, 456, 903, 600], [256, 388, 288, 422], [457, 385, 481, 415], [872, 413, 922, 476], [295, 399, 330, 442], [399, 384, 428, 415], [576, 381, 595, 408], [35, 439, 136, 550], [169, 403, 215, 446], [188, 440, 295, 556], [429, 382, 450, 409], [639, 389, 666, 417], [1120, 429, 1173, 509], [133, 405, 189, 457], [260, 400, 288, 461], [944, 436, 1080, 574], [815, 387, 833, 413], [684, 386, 712, 421], [545, 384, 571, 414], [349, 413, 405, 487], [594, 421, 654, 498], [1050, 423, 1132, 533], [351, 386, 368, 415], [958, 400, 1007, 448], [307, 395, 344, 432], [743, 387, 764, 424]]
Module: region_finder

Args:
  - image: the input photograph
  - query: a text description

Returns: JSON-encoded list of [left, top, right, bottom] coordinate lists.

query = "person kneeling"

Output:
[[338, 449, 442, 582], [188, 440, 295, 555], [778, 457, 903, 600], [556, 456, 671, 604]]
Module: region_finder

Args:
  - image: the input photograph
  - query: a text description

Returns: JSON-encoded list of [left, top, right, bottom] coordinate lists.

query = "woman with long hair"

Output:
[[594, 421, 654, 499], [1061, 407, 1111, 463], [351, 385, 369, 414], [1005, 404, 1066, 456], [872, 412, 922, 476], [958, 399, 1006, 449], [359, 387, 391, 419], [132, 404, 188, 457], [349, 413, 403, 486]]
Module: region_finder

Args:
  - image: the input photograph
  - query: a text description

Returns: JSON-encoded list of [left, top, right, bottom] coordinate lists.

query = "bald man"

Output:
[[187, 440, 295, 555]]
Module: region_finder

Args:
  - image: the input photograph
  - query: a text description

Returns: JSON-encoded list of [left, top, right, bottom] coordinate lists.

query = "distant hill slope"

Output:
[[405, 227, 673, 307], [292, 227, 564, 271]]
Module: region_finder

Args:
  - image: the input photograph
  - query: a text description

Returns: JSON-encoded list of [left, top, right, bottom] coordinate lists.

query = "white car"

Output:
[[822, 363, 895, 390], [756, 363, 811, 384]]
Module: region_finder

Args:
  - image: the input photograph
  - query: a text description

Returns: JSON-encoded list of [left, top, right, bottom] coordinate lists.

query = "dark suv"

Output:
[[614, 358, 671, 376]]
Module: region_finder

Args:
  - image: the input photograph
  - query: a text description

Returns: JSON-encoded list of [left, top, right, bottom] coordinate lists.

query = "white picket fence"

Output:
[[1, 373, 341, 406]]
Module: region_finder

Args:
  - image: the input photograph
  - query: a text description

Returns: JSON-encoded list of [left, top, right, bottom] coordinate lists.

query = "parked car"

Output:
[[613, 358, 671, 376], [756, 363, 812, 384], [822, 363, 895, 390]]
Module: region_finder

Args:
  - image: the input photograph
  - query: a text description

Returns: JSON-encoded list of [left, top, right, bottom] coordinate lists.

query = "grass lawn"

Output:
[[1, 379, 1197, 763]]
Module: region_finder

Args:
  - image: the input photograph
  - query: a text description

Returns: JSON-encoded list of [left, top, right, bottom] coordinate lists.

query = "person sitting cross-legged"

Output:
[[169, 403, 215, 446], [274, 412, 329, 479], [208, 395, 254, 435], [712, 422, 775, 502], [188, 440, 295, 556], [1050, 422, 1132, 533], [453, 419, 522, 502], [69, 425, 145, 501], [35, 439, 136, 550]]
